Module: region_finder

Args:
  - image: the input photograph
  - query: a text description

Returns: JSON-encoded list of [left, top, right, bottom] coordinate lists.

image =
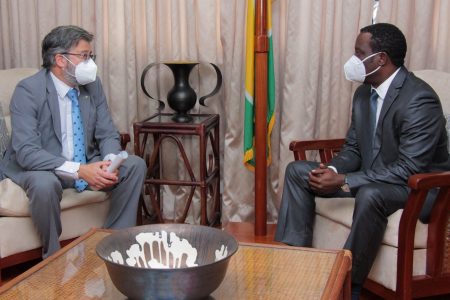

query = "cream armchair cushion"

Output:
[[0, 103, 8, 158], [0, 68, 38, 131], [0, 178, 108, 217]]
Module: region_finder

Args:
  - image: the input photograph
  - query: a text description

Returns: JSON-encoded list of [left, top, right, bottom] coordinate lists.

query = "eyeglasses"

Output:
[[62, 52, 96, 61]]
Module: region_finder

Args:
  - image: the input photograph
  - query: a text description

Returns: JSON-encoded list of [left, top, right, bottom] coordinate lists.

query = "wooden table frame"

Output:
[[0, 227, 352, 299]]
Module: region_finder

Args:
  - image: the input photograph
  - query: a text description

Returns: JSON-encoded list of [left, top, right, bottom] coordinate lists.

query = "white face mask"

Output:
[[63, 56, 97, 85], [343, 52, 382, 83]]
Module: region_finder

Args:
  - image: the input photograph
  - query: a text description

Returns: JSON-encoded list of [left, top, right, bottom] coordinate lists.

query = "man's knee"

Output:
[[354, 184, 386, 214], [119, 155, 147, 182], [22, 172, 63, 214], [128, 155, 146, 175], [23, 171, 63, 199], [285, 160, 314, 183]]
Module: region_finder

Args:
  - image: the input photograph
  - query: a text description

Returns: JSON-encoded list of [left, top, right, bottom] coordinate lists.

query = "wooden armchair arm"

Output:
[[402, 171, 450, 230], [401, 171, 450, 234], [119, 133, 131, 150], [408, 171, 450, 189], [289, 139, 345, 162], [397, 171, 450, 294]]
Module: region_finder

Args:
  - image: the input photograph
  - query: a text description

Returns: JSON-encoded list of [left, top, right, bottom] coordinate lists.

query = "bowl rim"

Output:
[[96, 224, 239, 271]]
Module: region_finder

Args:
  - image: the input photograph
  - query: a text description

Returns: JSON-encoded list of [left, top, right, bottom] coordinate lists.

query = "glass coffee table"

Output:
[[0, 228, 351, 299]]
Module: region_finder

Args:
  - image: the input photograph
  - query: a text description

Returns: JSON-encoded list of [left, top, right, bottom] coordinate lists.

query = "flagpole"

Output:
[[254, 0, 268, 236]]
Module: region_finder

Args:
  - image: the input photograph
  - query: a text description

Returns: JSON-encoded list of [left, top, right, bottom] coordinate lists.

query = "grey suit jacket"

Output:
[[330, 66, 450, 189], [0, 69, 121, 183]]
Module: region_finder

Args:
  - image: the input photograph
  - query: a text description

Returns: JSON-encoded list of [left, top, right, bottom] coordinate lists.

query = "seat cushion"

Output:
[[0, 68, 39, 132], [0, 200, 110, 258], [315, 197, 428, 248], [0, 103, 8, 159], [446, 114, 450, 151], [413, 69, 450, 115], [0, 178, 109, 217]]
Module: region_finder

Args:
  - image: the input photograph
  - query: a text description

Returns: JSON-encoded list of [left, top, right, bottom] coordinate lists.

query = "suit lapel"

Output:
[[360, 87, 374, 170], [371, 67, 408, 166], [78, 87, 91, 140], [46, 72, 62, 144]]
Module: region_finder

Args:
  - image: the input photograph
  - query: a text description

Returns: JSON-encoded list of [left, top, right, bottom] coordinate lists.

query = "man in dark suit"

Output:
[[0, 26, 147, 258], [275, 23, 450, 299]]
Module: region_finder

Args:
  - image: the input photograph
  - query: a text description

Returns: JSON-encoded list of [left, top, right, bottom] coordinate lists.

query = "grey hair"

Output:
[[41, 25, 94, 69]]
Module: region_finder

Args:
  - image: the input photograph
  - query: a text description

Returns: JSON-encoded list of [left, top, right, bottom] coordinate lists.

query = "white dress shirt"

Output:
[[371, 67, 401, 128], [51, 72, 81, 178]]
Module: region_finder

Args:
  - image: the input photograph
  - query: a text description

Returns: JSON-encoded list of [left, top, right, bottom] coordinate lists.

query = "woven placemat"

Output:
[[213, 244, 342, 299]]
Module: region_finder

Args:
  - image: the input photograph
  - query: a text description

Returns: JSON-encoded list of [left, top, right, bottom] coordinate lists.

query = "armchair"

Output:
[[0, 68, 131, 284], [288, 70, 450, 300]]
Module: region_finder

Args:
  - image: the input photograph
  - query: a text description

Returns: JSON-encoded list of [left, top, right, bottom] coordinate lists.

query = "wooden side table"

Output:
[[133, 113, 220, 225]]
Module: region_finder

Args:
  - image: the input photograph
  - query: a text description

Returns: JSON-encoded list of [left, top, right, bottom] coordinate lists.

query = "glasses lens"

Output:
[[62, 52, 95, 61]]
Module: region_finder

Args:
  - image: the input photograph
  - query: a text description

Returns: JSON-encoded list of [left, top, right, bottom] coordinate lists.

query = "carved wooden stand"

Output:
[[133, 113, 220, 225]]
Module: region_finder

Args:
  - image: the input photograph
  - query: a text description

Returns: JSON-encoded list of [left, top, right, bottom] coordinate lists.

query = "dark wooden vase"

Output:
[[141, 61, 222, 123]]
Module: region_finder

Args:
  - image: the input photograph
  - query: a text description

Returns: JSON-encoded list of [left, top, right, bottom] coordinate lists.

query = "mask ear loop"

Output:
[[61, 54, 76, 66], [365, 65, 381, 77], [61, 55, 77, 78], [362, 52, 383, 77], [361, 51, 383, 63]]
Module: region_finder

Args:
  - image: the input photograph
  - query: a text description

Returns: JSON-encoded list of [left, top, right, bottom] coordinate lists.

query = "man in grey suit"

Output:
[[275, 23, 450, 299], [0, 25, 147, 258]]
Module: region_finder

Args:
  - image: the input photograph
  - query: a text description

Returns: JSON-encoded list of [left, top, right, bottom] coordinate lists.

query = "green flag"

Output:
[[243, 0, 275, 170]]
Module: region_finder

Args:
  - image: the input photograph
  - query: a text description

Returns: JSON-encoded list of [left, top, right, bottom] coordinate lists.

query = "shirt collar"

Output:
[[371, 67, 401, 100], [49, 71, 78, 99]]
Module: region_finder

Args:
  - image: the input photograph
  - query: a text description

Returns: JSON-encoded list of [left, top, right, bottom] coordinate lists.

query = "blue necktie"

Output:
[[67, 89, 88, 192], [369, 89, 379, 140]]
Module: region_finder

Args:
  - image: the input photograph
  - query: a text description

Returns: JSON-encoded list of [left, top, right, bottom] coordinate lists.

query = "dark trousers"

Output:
[[274, 160, 409, 285]]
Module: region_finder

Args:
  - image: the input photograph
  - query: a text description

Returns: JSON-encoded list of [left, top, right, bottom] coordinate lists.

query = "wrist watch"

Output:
[[341, 176, 350, 192]]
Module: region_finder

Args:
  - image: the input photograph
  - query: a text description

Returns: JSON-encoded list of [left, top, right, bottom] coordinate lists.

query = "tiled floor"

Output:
[[1, 258, 41, 284], [361, 291, 450, 300]]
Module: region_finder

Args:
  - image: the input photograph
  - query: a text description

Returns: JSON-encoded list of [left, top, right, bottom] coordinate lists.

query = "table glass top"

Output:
[[0, 230, 347, 299], [139, 113, 216, 125]]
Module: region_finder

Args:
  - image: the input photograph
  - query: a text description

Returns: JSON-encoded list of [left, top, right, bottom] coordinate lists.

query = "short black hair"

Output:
[[41, 25, 94, 69], [360, 23, 407, 67]]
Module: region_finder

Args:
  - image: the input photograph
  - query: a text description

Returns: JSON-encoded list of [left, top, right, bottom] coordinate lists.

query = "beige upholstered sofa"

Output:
[[0, 68, 117, 282], [290, 69, 450, 299]]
